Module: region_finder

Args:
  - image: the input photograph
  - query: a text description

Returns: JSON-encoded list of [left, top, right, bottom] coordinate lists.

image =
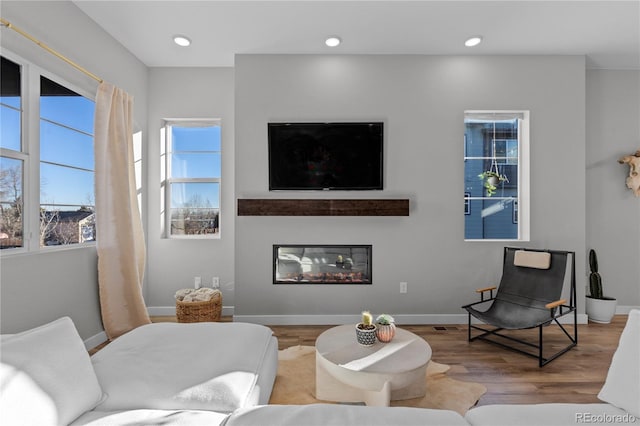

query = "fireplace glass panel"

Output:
[[273, 244, 372, 284]]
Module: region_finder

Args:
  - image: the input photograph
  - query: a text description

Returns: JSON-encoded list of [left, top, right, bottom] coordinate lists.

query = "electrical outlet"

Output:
[[400, 282, 408, 293], [194, 276, 202, 289], [212, 276, 220, 289]]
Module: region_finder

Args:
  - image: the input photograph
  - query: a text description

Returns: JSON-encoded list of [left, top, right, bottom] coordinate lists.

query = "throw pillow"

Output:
[[0, 363, 57, 425], [0, 317, 104, 425], [598, 309, 640, 417]]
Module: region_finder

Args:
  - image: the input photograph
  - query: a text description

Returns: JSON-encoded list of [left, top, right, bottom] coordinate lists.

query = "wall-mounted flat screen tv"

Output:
[[268, 122, 383, 191]]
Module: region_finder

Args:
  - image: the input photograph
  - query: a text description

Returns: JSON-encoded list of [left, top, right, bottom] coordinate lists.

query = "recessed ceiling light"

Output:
[[465, 36, 483, 47], [173, 35, 191, 47], [325, 36, 341, 47]]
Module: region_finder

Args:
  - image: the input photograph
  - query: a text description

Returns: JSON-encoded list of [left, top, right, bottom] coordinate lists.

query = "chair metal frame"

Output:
[[462, 247, 578, 367]]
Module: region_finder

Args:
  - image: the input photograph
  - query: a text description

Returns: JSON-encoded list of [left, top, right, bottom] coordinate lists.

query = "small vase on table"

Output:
[[375, 314, 396, 343]]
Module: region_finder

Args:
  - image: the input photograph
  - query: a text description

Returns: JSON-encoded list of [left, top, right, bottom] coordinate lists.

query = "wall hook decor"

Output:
[[618, 149, 640, 196]]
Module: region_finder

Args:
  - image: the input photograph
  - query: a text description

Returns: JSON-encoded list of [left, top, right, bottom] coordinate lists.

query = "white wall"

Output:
[[0, 1, 148, 341], [145, 68, 236, 314], [586, 70, 640, 310], [234, 54, 587, 324]]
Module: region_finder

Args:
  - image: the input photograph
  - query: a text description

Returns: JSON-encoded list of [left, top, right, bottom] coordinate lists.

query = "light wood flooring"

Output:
[[130, 315, 628, 406]]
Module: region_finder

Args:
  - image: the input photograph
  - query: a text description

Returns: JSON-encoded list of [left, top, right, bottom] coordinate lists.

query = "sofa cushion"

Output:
[[223, 404, 469, 426], [465, 403, 639, 426], [70, 409, 229, 426], [92, 322, 276, 413], [0, 317, 103, 425], [0, 363, 57, 425], [598, 309, 640, 417]]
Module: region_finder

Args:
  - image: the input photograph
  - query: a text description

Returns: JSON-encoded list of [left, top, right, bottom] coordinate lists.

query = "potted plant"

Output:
[[585, 249, 617, 324], [478, 170, 508, 196], [375, 313, 396, 343], [355, 310, 377, 346]]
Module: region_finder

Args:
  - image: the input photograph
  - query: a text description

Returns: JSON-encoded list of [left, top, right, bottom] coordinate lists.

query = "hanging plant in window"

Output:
[[479, 169, 508, 196], [478, 121, 509, 197]]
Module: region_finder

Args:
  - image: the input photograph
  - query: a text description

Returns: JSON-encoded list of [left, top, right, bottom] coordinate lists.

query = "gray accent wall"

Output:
[[586, 70, 640, 307], [145, 67, 236, 312], [234, 54, 588, 322]]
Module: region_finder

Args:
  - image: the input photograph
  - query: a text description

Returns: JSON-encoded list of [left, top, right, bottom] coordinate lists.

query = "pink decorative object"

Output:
[[376, 323, 396, 343]]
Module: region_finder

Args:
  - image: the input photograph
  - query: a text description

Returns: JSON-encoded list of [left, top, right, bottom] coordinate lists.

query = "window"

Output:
[[40, 76, 95, 246], [0, 53, 95, 251], [1, 57, 24, 249], [163, 120, 221, 237], [464, 111, 529, 241]]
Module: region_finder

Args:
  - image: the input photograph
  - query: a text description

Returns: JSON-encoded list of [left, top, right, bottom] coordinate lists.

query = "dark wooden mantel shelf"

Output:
[[237, 199, 410, 216]]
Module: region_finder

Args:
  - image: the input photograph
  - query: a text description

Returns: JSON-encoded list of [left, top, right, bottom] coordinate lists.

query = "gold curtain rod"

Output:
[[1, 17, 103, 83]]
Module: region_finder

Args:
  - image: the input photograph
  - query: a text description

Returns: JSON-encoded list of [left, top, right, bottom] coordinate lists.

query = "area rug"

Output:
[[269, 345, 486, 415]]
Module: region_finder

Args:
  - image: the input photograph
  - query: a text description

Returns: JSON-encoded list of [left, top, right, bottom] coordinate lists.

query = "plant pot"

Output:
[[486, 176, 499, 187], [355, 323, 377, 346], [586, 296, 617, 324], [375, 323, 396, 343]]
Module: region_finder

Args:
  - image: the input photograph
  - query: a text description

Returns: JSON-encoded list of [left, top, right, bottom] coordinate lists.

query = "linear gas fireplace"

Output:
[[273, 245, 372, 284]]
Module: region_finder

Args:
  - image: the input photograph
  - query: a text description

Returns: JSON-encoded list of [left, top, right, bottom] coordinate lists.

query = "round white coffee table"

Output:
[[315, 324, 432, 406]]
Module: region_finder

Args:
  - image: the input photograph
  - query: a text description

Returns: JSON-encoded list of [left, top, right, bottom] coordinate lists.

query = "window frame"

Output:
[[1, 54, 30, 254], [463, 110, 530, 242], [1, 50, 96, 255], [39, 74, 96, 247], [162, 119, 222, 239]]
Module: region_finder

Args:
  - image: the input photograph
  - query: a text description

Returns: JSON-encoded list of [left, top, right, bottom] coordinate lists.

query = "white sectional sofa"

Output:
[[1, 318, 278, 425], [1, 310, 638, 426]]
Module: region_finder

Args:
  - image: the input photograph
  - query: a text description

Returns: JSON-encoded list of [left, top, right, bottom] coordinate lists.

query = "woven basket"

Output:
[[176, 290, 222, 323]]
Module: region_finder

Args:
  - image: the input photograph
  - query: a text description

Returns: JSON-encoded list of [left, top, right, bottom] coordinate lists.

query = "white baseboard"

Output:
[[87, 308, 621, 347], [144, 305, 638, 325], [231, 313, 590, 325], [85, 304, 637, 349], [616, 305, 639, 314], [144, 305, 637, 323], [147, 305, 235, 317], [84, 330, 107, 350]]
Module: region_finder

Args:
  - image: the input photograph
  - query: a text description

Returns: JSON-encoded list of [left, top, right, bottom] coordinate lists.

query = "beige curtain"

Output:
[[94, 82, 150, 340]]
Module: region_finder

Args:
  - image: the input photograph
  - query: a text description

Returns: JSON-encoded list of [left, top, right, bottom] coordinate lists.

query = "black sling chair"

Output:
[[462, 247, 577, 367]]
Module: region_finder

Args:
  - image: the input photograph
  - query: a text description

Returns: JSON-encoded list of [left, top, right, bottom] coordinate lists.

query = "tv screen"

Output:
[[268, 122, 383, 190]]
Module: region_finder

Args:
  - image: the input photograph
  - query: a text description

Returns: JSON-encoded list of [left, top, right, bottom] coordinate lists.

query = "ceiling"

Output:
[[74, 1, 640, 69]]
